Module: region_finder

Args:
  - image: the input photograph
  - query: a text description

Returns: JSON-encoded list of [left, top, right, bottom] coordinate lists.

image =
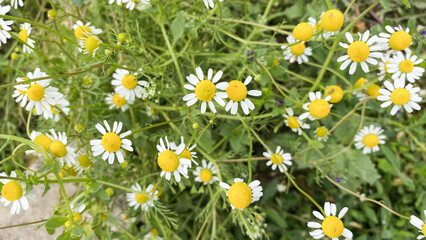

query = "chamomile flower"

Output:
[[11, 0, 23, 8], [324, 85, 344, 103], [320, 9, 344, 32], [204, 0, 223, 9], [25, 130, 53, 158], [193, 159, 219, 185], [72, 21, 102, 40], [64, 204, 86, 227], [0, 171, 30, 214], [216, 76, 262, 115], [78, 35, 102, 57], [300, 92, 333, 121], [378, 54, 392, 81], [126, 183, 158, 212], [146, 106, 159, 120], [13, 68, 63, 115], [0, 5, 13, 46], [175, 136, 198, 167], [42, 97, 70, 121], [90, 121, 133, 164], [354, 125, 385, 154], [292, 22, 314, 42], [74, 154, 94, 173], [283, 108, 310, 135], [386, 49, 424, 83], [156, 137, 191, 182], [410, 211, 426, 240], [18, 23, 36, 54], [122, 0, 150, 11], [49, 129, 76, 166], [377, 25, 412, 53], [308, 14, 335, 40], [182, 67, 227, 113], [219, 178, 263, 210], [111, 68, 148, 101], [377, 79, 422, 115], [263, 146, 292, 173], [105, 92, 134, 112], [315, 126, 329, 142], [281, 35, 312, 64], [307, 202, 353, 239], [352, 77, 368, 100], [337, 31, 383, 74]]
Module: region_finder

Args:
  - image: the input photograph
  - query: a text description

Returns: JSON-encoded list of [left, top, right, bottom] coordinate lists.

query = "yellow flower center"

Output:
[[48, 9, 57, 19], [292, 22, 314, 41], [1, 180, 23, 202], [320, 10, 344, 32], [422, 224, 426, 236], [271, 153, 283, 165], [195, 80, 216, 102], [308, 99, 331, 119], [27, 83, 45, 101], [321, 216, 344, 238], [398, 60, 414, 73], [287, 116, 300, 129], [79, 154, 93, 168], [84, 36, 100, 54], [157, 150, 179, 172], [227, 182, 252, 210], [366, 84, 381, 98], [49, 140, 67, 158], [363, 134, 379, 148], [316, 127, 328, 137], [18, 29, 28, 43], [226, 80, 247, 102], [324, 85, 343, 103], [34, 134, 53, 152], [272, 59, 279, 66], [388, 31, 411, 51], [69, 166, 77, 176], [390, 88, 410, 105], [136, 192, 149, 204], [150, 108, 156, 115], [347, 41, 370, 63], [73, 212, 82, 222], [151, 229, 159, 237], [74, 25, 92, 40], [178, 149, 192, 160], [112, 93, 126, 106], [101, 132, 122, 152], [200, 169, 213, 183], [354, 77, 367, 88], [290, 42, 306, 56], [121, 75, 138, 89], [131, 0, 139, 2], [83, 77, 92, 86]]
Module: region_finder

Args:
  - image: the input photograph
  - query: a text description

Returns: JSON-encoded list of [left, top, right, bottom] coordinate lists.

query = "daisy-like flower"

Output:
[[281, 35, 312, 64], [0, 5, 13, 46], [122, 0, 150, 11], [283, 108, 310, 135], [42, 97, 70, 122], [49, 129, 76, 166], [377, 25, 412, 53], [324, 85, 344, 103], [292, 22, 314, 42], [126, 183, 158, 212], [216, 76, 262, 115], [111, 68, 148, 101], [25, 130, 53, 158], [13, 68, 63, 115], [182, 67, 227, 113], [308, 13, 335, 40], [72, 20, 102, 40], [377, 79, 422, 115], [354, 125, 386, 154], [315, 126, 329, 142], [204, 0, 223, 9], [377, 54, 392, 81], [74, 154, 94, 173], [193, 159, 219, 185], [263, 146, 292, 172], [156, 137, 191, 182], [18, 23, 36, 54], [64, 203, 86, 227], [78, 35, 102, 57], [386, 49, 424, 83], [410, 211, 426, 240], [300, 92, 333, 121], [219, 178, 263, 210], [146, 106, 159, 120], [174, 137, 198, 167], [11, 0, 24, 9], [337, 31, 383, 74], [0, 171, 30, 214], [320, 9, 344, 32], [90, 121, 133, 164], [307, 202, 353, 239], [352, 77, 368, 100], [105, 92, 134, 112]]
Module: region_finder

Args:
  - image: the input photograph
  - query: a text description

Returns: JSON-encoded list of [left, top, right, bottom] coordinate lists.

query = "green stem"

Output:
[[127, 114, 186, 137], [236, 114, 253, 183], [53, 166, 73, 225], [0, 219, 48, 230]]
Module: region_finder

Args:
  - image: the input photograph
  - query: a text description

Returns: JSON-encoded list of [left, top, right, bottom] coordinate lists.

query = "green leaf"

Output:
[[401, 0, 411, 8], [381, 145, 401, 171], [171, 13, 185, 44], [338, 150, 380, 185], [96, 190, 110, 201], [71, 225, 84, 238], [45, 217, 68, 229], [380, 0, 391, 10], [57, 230, 71, 240]]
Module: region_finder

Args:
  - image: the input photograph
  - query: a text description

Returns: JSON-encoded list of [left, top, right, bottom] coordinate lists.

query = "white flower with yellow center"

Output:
[[11, 0, 24, 9], [377, 25, 412, 53], [204, 0, 223, 9], [64, 203, 85, 227], [292, 22, 314, 42], [307, 202, 353, 239], [263, 146, 292, 173], [281, 35, 312, 64], [0, 5, 13, 46], [193, 159, 219, 185], [354, 125, 385, 154], [324, 85, 344, 103], [315, 126, 329, 142], [219, 178, 263, 210], [26, 130, 53, 157], [156, 136, 191, 182], [0, 171, 30, 214], [182, 67, 227, 114], [126, 183, 158, 212], [172, 137, 198, 168], [307, 13, 335, 40], [78, 35, 102, 57], [377, 54, 392, 81], [410, 211, 426, 240], [146, 106, 159, 120], [283, 108, 310, 135], [49, 129, 76, 166], [300, 92, 333, 121], [216, 76, 262, 115], [377, 79, 422, 115], [320, 9, 344, 33], [90, 121, 133, 164], [386, 49, 424, 83], [112, 68, 148, 101], [105, 92, 134, 112], [42, 97, 70, 122], [74, 154, 94, 173], [13, 68, 63, 115], [72, 21, 102, 40], [337, 31, 383, 74], [122, 0, 150, 11], [18, 23, 36, 54]]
